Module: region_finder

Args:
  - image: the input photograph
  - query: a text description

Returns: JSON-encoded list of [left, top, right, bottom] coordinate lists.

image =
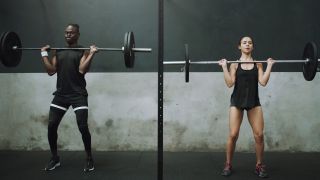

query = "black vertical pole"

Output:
[[158, 0, 164, 179]]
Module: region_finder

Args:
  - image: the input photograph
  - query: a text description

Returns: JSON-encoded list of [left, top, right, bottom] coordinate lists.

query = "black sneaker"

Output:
[[221, 162, 232, 176], [255, 163, 268, 178], [44, 156, 61, 171], [84, 158, 94, 172]]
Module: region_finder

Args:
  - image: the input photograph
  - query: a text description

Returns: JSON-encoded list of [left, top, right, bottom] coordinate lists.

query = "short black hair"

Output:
[[67, 23, 80, 33]]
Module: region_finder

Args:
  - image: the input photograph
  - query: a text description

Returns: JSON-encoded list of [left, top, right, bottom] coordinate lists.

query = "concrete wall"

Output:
[[0, 72, 319, 152], [1, 0, 320, 152]]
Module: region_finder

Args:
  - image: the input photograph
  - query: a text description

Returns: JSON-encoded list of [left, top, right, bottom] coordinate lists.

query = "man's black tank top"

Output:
[[53, 46, 87, 97], [230, 63, 261, 109]]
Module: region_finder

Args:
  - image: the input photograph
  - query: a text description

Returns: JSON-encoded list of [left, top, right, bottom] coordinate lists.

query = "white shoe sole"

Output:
[[45, 162, 61, 171]]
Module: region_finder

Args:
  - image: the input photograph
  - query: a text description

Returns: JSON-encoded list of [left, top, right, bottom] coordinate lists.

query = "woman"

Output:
[[218, 36, 274, 178]]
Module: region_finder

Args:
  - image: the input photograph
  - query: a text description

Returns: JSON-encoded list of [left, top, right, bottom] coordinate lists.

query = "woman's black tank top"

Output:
[[230, 63, 261, 109]]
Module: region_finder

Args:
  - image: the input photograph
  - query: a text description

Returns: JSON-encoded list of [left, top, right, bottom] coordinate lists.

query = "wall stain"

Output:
[[91, 118, 157, 151], [105, 119, 113, 128], [95, 127, 101, 135], [164, 120, 187, 150], [57, 143, 65, 149], [0, 139, 11, 149], [30, 114, 49, 126]]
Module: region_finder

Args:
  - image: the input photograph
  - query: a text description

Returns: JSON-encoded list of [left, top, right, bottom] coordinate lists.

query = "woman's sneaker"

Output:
[[44, 156, 61, 171], [255, 163, 268, 178], [221, 162, 232, 176]]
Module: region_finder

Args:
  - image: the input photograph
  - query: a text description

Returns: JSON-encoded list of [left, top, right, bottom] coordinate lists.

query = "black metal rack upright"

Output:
[[158, 0, 164, 179]]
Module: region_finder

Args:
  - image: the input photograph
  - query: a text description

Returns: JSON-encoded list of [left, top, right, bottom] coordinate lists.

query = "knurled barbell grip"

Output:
[[12, 46, 152, 52], [12, 46, 117, 51], [163, 59, 320, 65], [193, 60, 314, 64], [88, 47, 152, 52], [227, 60, 310, 63], [101, 47, 152, 52]]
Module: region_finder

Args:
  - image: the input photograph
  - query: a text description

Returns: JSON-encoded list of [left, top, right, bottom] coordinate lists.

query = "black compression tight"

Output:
[[75, 109, 92, 158], [48, 107, 92, 158]]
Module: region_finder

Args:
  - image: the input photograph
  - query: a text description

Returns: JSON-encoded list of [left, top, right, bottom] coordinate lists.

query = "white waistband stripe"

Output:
[[50, 104, 67, 111], [73, 106, 89, 112]]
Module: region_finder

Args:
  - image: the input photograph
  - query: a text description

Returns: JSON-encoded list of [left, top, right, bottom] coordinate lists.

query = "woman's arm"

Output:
[[258, 58, 275, 86], [219, 59, 237, 88]]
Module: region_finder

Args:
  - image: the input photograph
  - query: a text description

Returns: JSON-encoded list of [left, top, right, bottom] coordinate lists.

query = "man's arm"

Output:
[[79, 45, 98, 74], [41, 45, 57, 76]]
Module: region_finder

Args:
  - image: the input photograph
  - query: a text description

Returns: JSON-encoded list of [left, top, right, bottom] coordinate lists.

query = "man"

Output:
[[41, 23, 98, 172]]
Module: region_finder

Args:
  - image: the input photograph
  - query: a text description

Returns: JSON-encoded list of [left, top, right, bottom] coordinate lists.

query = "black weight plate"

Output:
[[123, 32, 129, 67], [302, 42, 318, 81], [1, 31, 22, 67], [124, 31, 135, 68], [185, 44, 190, 83], [0, 32, 5, 62]]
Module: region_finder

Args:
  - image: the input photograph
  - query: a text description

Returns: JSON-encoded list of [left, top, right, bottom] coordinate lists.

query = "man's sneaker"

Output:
[[84, 158, 94, 172], [221, 162, 232, 176], [255, 163, 268, 178], [44, 156, 61, 171]]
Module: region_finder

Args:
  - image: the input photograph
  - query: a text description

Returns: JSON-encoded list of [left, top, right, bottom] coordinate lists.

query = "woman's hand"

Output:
[[267, 58, 275, 67], [219, 59, 228, 68]]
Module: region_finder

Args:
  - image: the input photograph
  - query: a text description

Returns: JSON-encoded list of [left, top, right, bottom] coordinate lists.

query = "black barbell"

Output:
[[0, 31, 152, 68], [164, 43, 319, 82]]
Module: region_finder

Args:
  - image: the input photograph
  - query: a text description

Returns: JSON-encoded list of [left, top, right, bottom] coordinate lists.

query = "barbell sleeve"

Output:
[[131, 48, 152, 52]]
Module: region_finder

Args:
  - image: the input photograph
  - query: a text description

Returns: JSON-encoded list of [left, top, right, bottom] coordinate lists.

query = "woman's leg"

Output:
[[247, 106, 269, 177], [247, 106, 264, 165], [226, 106, 244, 164]]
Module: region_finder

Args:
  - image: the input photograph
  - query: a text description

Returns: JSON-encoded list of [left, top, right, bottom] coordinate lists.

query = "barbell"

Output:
[[163, 43, 319, 82], [0, 31, 152, 68]]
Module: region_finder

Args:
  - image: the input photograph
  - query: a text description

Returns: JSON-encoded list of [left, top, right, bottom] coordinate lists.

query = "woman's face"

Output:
[[238, 37, 253, 54]]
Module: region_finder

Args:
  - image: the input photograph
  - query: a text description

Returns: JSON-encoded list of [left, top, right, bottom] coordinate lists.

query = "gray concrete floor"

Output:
[[0, 151, 319, 180]]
